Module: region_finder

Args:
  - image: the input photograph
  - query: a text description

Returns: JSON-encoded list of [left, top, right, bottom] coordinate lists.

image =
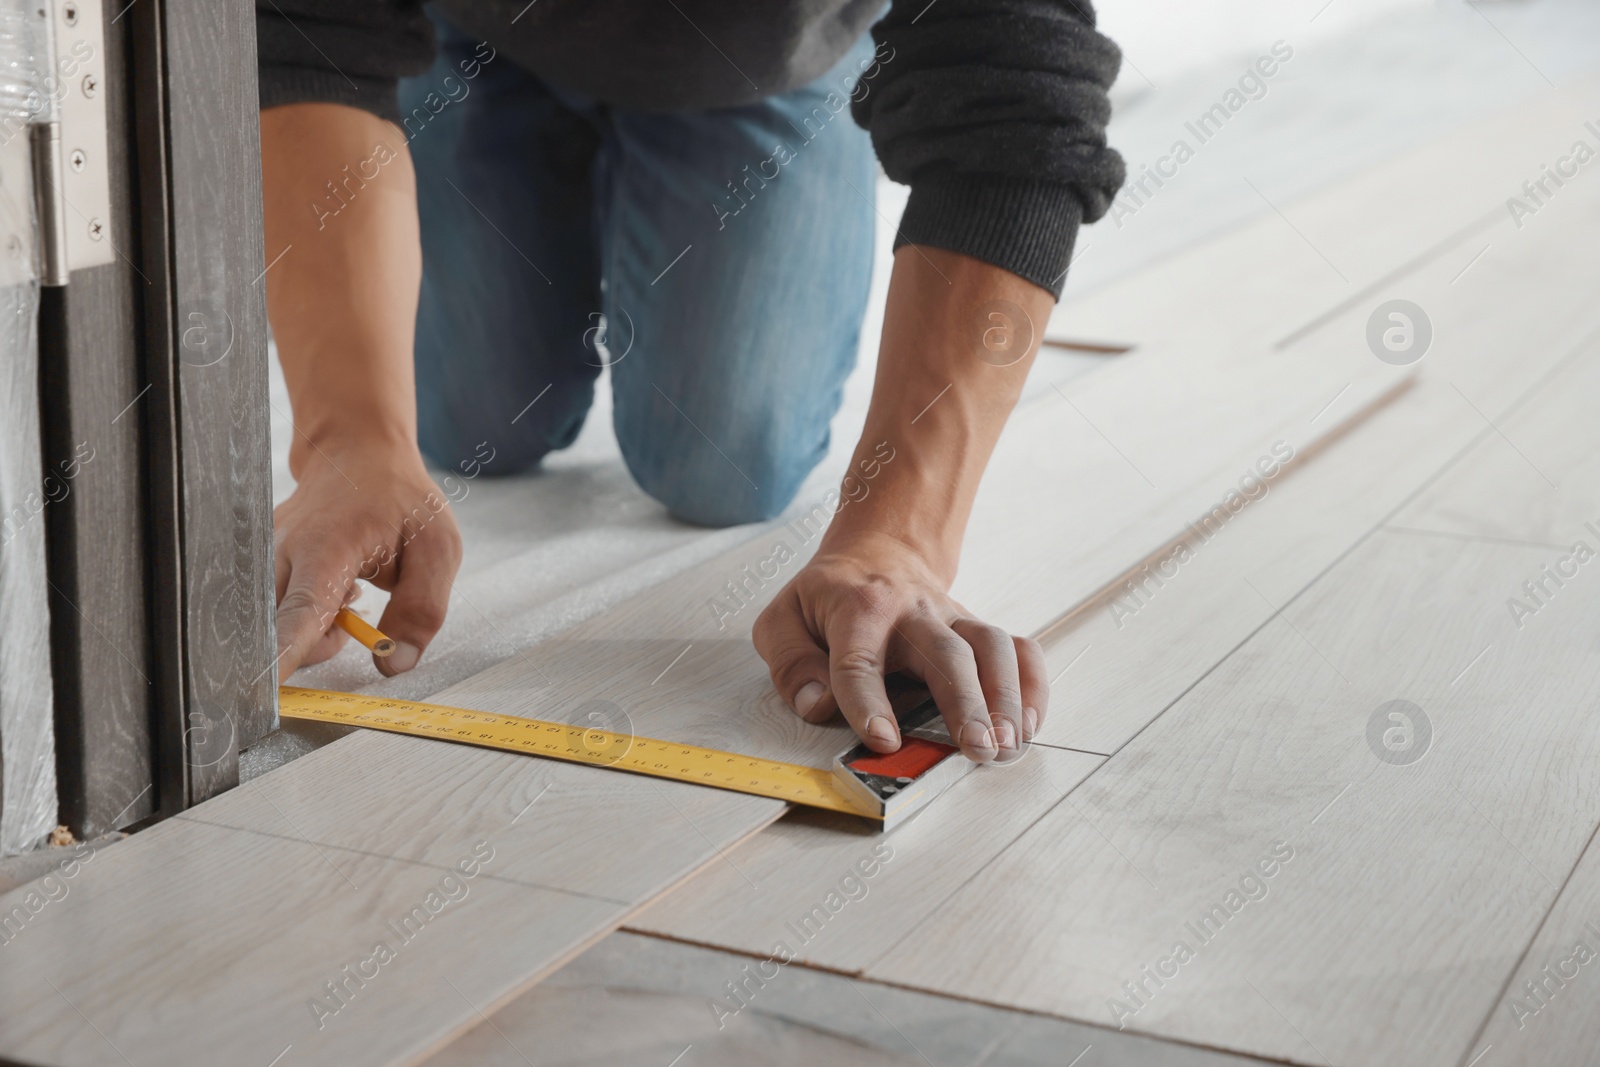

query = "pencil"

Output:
[[334, 607, 396, 657]]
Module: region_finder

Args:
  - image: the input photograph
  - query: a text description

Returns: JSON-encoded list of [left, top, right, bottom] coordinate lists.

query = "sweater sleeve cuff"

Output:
[[895, 174, 1084, 299], [259, 66, 400, 125]]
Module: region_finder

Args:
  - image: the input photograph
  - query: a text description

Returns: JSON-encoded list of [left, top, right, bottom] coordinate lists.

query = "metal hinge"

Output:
[[27, 0, 113, 287]]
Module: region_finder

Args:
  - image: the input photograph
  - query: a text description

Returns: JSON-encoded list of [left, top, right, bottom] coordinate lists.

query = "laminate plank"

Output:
[[431, 346, 1402, 770], [1050, 71, 1600, 354], [1465, 823, 1600, 1067], [868, 531, 1600, 1066], [1026, 377, 1448, 755], [426, 930, 1273, 1067], [1030, 150, 1600, 753], [431, 528, 850, 767], [952, 326, 1406, 638], [629, 745, 1102, 972], [1392, 329, 1600, 549], [425, 393, 1377, 769], [0, 690, 782, 1067], [178, 726, 786, 903], [966, 73, 1600, 639], [0, 816, 628, 1067], [1380, 338, 1600, 1067]]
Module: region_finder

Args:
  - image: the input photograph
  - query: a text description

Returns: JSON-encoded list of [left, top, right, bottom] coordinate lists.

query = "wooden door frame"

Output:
[[40, 0, 273, 836]]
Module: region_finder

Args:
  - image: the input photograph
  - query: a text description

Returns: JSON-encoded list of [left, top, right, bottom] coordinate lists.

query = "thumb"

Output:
[[753, 593, 835, 723]]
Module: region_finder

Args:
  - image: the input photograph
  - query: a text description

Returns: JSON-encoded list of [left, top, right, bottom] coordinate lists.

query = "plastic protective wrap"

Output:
[[0, 0, 57, 857], [0, 0, 35, 117]]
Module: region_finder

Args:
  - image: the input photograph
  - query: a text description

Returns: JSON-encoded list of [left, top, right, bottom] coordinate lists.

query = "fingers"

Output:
[[749, 547, 1041, 767], [275, 550, 351, 679], [1014, 635, 1050, 741], [823, 603, 900, 752], [753, 591, 836, 723], [951, 618, 1025, 762], [897, 613, 998, 763], [301, 623, 353, 668], [374, 518, 462, 676]]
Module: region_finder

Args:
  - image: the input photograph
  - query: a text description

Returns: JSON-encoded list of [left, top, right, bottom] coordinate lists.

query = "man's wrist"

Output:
[[819, 460, 966, 584], [287, 412, 419, 480], [816, 246, 1056, 586]]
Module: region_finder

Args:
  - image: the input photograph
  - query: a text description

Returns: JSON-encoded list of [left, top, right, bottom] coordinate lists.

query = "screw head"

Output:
[[81, 73, 97, 98], [87, 217, 104, 241], [6, 235, 22, 258], [69, 149, 85, 172], [62, 1, 77, 25]]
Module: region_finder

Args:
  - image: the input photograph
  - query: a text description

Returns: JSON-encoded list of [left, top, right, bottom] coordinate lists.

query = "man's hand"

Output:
[[273, 444, 462, 678], [754, 529, 1048, 763], [754, 245, 1057, 762], [261, 103, 446, 678]]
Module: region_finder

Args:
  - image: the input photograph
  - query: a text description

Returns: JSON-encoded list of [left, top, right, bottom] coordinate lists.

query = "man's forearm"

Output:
[[262, 103, 463, 680], [260, 103, 423, 474], [824, 245, 1055, 582], [757, 245, 1056, 759]]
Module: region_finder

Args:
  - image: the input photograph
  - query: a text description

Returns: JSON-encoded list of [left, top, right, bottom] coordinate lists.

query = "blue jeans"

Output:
[[398, 26, 877, 527]]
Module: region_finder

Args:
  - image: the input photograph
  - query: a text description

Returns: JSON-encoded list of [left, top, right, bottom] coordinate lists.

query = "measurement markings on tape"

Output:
[[278, 686, 869, 817]]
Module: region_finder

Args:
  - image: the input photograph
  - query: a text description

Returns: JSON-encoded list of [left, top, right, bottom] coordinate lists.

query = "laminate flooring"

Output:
[[0, 251, 1395, 1066], [629, 57, 1600, 973], [617, 71, 1600, 1067], [633, 744, 1105, 974], [0, 816, 635, 1066], [872, 526, 1600, 1067], [421, 931, 1276, 1067]]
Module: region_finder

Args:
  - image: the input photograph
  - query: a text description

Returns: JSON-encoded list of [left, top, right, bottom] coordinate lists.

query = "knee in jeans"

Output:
[[418, 402, 585, 480], [622, 432, 816, 528]]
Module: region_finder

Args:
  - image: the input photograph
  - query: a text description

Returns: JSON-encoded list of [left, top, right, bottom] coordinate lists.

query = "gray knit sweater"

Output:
[[256, 0, 1125, 296]]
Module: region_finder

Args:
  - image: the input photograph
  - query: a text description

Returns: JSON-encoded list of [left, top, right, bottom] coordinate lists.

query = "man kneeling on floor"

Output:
[[258, 0, 1125, 764]]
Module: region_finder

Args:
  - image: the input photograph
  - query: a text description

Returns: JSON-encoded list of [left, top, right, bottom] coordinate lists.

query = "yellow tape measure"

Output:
[[278, 686, 869, 818]]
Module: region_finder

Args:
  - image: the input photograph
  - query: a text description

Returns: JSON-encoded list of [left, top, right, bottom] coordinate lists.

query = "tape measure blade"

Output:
[[278, 686, 876, 822]]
